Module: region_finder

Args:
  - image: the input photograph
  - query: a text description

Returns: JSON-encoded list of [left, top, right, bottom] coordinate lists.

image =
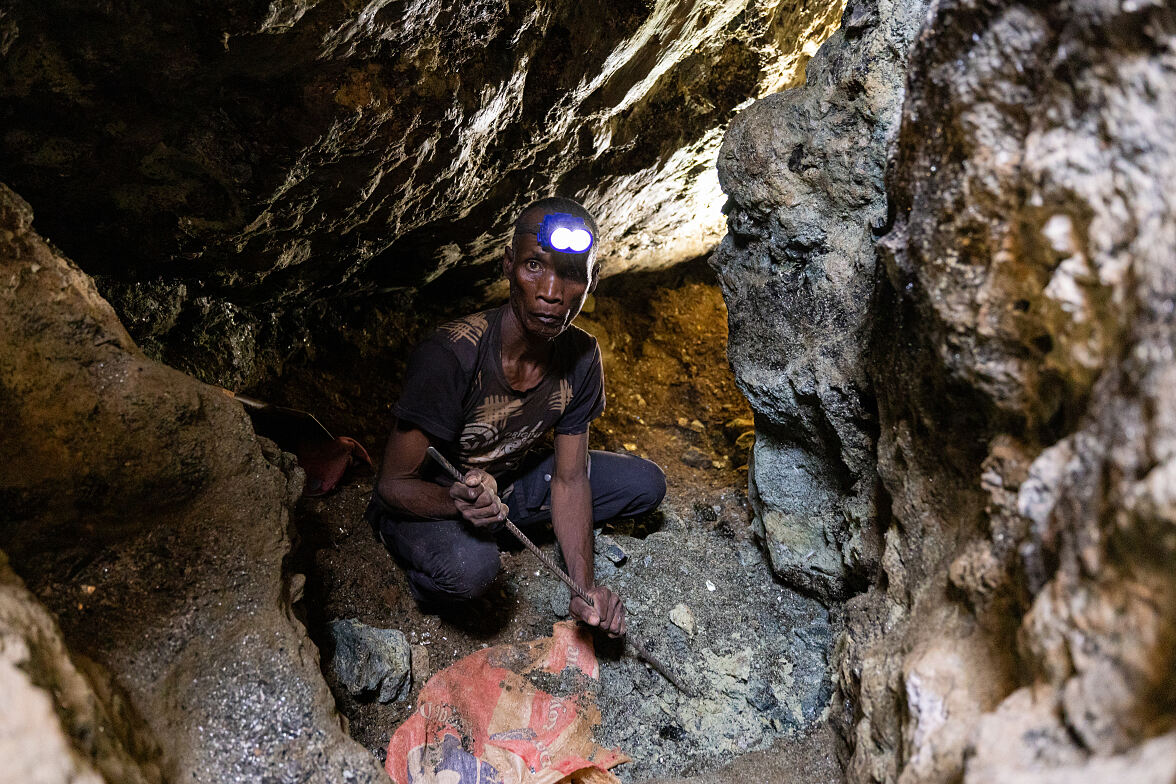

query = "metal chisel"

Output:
[[425, 446, 697, 697]]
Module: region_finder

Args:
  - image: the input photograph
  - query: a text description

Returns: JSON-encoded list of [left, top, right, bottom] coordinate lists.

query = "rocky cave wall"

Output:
[[714, 0, 1176, 782], [4, 0, 1176, 781], [0, 184, 384, 782], [0, 0, 843, 390], [712, 0, 928, 600], [0, 2, 849, 781]]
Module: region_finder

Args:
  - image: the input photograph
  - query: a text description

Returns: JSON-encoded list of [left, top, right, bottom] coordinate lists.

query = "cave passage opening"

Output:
[[281, 256, 845, 782]]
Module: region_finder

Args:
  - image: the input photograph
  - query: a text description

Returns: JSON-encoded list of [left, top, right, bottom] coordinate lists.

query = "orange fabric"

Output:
[[386, 622, 628, 784], [298, 435, 372, 496]]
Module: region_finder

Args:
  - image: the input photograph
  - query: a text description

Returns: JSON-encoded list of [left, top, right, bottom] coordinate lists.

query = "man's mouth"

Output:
[[532, 312, 563, 326]]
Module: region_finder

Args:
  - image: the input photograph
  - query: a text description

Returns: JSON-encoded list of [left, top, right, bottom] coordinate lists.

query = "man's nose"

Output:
[[537, 270, 562, 302]]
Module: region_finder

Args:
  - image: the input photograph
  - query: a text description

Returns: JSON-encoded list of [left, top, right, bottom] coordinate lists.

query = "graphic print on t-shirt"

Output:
[[393, 306, 605, 479], [459, 380, 570, 470], [548, 379, 574, 414], [462, 420, 548, 469], [471, 395, 524, 430], [439, 312, 488, 347]]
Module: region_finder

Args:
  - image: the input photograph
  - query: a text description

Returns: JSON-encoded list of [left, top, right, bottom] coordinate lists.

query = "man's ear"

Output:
[[503, 243, 514, 278], [588, 260, 600, 294]]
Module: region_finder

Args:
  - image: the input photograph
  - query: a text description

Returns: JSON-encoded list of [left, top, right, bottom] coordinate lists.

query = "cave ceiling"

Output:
[[0, 0, 843, 317]]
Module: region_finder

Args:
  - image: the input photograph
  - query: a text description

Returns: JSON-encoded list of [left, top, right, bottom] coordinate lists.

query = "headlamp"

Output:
[[537, 213, 593, 254]]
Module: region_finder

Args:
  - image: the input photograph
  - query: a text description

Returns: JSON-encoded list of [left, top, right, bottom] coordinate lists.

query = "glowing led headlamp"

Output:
[[538, 213, 594, 254]]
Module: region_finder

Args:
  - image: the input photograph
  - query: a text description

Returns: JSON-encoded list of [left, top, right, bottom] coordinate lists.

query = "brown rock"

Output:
[[0, 183, 383, 782], [0, 552, 162, 783]]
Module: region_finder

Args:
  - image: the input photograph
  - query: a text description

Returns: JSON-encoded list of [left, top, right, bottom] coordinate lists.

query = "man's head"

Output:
[[504, 197, 600, 340]]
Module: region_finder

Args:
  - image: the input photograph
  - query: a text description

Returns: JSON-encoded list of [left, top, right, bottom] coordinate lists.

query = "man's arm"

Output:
[[551, 429, 626, 637], [377, 420, 507, 526]]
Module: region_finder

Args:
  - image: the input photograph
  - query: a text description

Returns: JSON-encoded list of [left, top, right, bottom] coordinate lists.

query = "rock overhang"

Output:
[[0, 0, 846, 319]]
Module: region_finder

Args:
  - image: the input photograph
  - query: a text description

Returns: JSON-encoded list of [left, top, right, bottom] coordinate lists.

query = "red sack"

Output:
[[297, 435, 372, 496], [387, 622, 628, 784]]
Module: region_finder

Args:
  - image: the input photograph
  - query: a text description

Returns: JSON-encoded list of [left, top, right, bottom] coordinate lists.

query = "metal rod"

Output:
[[425, 446, 697, 697]]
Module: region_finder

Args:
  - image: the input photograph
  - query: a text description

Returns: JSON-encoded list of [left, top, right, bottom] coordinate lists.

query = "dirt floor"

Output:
[[288, 260, 845, 782]]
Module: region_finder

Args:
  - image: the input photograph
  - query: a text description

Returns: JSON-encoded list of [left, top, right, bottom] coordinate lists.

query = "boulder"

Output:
[[712, 0, 931, 598], [0, 182, 384, 782]]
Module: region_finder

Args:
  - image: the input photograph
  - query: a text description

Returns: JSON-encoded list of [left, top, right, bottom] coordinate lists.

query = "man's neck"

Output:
[[499, 306, 554, 390]]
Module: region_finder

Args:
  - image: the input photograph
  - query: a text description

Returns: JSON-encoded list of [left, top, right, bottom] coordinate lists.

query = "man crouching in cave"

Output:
[[366, 196, 666, 637]]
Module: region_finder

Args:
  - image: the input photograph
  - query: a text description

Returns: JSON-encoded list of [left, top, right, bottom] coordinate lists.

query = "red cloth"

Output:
[[297, 436, 372, 496], [387, 622, 628, 784]]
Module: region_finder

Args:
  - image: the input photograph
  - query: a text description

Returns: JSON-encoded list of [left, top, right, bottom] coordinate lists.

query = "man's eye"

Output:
[[526, 259, 542, 272]]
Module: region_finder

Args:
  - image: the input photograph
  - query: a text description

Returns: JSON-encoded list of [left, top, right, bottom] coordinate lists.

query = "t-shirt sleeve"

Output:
[[554, 338, 605, 435], [392, 338, 469, 442]]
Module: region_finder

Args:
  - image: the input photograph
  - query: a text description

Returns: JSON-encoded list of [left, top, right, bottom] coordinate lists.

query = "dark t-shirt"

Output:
[[393, 305, 605, 480]]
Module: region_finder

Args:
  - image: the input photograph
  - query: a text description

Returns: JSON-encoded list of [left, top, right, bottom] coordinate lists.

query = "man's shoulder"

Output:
[[560, 322, 598, 351], [557, 323, 600, 371], [433, 309, 496, 351]]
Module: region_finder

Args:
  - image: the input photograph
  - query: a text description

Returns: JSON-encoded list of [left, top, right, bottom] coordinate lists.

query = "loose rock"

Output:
[[669, 603, 696, 637], [329, 619, 411, 704]]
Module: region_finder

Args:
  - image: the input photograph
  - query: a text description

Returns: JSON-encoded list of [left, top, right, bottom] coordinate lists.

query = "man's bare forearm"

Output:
[[551, 475, 595, 588], [377, 420, 470, 521], [376, 475, 461, 520]]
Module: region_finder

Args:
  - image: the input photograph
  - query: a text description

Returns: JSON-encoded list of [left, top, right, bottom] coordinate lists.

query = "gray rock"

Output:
[[746, 677, 779, 712], [711, 0, 931, 599], [592, 527, 835, 780], [549, 582, 571, 619], [329, 619, 411, 704]]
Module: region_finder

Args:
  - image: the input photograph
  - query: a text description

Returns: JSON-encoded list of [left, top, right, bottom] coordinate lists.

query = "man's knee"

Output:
[[428, 551, 500, 601], [632, 458, 667, 513]]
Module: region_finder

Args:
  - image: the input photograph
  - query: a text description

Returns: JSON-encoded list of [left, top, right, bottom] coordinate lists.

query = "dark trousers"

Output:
[[368, 451, 666, 603]]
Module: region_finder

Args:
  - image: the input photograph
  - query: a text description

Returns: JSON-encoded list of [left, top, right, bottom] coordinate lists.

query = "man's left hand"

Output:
[[570, 585, 627, 638]]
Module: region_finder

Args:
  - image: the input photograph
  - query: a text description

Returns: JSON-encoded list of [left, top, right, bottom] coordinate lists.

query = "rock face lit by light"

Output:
[[0, 0, 846, 351], [712, 0, 924, 600]]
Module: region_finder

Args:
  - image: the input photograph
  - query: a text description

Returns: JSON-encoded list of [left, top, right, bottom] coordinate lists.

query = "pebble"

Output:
[[604, 544, 628, 565], [411, 645, 431, 681], [746, 680, 778, 711], [550, 582, 571, 618], [669, 603, 696, 637]]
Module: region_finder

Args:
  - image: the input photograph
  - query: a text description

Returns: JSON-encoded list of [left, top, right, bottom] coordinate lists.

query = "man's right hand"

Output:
[[449, 469, 509, 528], [570, 585, 627, 638]]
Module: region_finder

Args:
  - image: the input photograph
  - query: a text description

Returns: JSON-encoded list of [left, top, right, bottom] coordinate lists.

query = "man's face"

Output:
[[504, 213, 598, 340]]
